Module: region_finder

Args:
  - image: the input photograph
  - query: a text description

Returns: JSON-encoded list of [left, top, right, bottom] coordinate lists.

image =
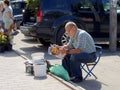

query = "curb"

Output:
[[13, 49, 85, 90]]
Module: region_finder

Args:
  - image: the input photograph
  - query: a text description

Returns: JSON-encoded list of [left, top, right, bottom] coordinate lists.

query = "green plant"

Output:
[[26, 0, 39, 16]]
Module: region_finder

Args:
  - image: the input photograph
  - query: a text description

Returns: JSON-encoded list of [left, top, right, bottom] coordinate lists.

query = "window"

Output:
[[43, 0, 69, 10], [103, 0, 120, 12], [11, 3, 21, 9], [72, 0, 99, 12]]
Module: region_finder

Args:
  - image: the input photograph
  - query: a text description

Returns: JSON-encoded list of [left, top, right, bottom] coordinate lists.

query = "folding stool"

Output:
[[81, 45, 102, 80]]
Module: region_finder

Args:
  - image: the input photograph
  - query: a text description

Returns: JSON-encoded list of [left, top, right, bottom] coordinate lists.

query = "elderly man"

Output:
[[60, 21, 97, 83]]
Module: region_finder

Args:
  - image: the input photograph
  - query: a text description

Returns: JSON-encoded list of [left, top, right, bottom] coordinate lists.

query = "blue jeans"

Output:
[[62, 52, 96, 78]]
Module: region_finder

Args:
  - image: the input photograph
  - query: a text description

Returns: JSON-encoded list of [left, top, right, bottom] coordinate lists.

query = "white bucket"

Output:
[[33, 64, 46, 78]]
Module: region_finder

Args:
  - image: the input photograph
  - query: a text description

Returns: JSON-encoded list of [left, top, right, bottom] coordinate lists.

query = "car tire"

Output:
[[56, 27, 69, 45]]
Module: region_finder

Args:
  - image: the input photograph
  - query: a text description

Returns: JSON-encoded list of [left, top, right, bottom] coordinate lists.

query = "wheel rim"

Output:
[[61, 33, 70, 45]]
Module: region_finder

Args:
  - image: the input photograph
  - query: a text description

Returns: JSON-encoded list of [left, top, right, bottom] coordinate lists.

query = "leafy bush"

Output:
[[26, 0, 39, 16]]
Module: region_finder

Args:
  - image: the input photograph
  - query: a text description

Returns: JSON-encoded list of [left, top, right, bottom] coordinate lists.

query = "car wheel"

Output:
[[56, 27, 69, 45]]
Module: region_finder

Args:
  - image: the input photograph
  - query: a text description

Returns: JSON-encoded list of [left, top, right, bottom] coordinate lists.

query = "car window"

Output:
[[43, 0, 69, 10], [11, 2, 26, 10], [11, 3, 15, 9], [16, 3, 21, 9], [11, 3, 21, 9], [103, 0, 120, 13], [72, 0, 100, 12]]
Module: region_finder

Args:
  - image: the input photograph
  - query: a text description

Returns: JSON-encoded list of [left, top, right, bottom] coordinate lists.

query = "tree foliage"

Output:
[[26, 0, 39, 15]]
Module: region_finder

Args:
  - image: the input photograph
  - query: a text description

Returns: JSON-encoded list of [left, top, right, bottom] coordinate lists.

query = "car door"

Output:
[[71, 0, 101, 37], [100, 0, 120, 38]]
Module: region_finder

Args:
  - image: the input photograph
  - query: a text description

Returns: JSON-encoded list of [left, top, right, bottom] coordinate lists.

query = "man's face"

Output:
[[65, 26, 76, 37]]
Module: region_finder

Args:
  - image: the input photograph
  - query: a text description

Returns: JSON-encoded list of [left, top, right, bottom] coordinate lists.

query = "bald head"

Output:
[[65, 21, 78, 37], [65, 21, 77, 29]]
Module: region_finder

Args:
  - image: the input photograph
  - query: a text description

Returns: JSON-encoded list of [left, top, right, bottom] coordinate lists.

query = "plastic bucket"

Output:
[[33, 64, 46, 78], [26, 64, 34, 75]]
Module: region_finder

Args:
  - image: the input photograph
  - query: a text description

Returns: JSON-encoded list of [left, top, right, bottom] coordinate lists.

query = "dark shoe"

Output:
[[71, 77, 83, 83]]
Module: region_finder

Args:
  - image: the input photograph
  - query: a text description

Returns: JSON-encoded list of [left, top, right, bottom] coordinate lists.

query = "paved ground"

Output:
[[0, 31, 120, 90], [0, 50, 78, 90]]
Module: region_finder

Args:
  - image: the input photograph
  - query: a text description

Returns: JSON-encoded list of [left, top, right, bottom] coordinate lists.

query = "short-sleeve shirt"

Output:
[[3, 6, 13, 29], [67, 29, 96, 53]]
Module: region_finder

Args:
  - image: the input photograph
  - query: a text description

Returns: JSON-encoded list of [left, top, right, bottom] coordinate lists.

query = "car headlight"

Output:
[[22, 9, 25, 13]]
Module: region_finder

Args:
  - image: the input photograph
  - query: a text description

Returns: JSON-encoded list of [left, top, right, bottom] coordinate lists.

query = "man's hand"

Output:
[[53, 45, 68, 57], [59, 45, 69, 54], [54, 48, 65, 55]]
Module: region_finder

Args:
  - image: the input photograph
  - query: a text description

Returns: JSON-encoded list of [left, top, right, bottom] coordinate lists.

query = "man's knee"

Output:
[[62, 55, 71, 65], [70, 54, 78, 61]]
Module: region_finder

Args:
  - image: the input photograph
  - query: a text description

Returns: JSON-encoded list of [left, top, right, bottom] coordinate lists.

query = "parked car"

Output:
[[11, 0, 27, 28], [20, 0, 120, 45]]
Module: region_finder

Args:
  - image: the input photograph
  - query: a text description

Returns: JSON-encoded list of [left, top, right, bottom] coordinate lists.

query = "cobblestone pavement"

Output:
[[0, 31, 120, 90], [0, 51, 81, 90], [14, 31, 120, 90]]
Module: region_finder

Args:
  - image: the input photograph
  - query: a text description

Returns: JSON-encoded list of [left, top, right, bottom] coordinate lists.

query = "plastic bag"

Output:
[[49, 64, 70, 81], [48, 46, 66, 59]]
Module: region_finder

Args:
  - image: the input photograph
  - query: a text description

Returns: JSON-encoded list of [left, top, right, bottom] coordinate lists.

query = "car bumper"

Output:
[[14, 14, 23, 28], [20, 23, 37, 37]]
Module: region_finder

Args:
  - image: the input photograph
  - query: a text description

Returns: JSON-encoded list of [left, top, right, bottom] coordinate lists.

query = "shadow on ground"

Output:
[[17, 45, 60, 60], [70, 79, 103, 90], [21, 38, 38, 44], [0, 50, 19, 58]]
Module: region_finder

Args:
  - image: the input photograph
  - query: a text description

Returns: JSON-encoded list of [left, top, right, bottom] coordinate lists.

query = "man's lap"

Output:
[[66, 52, 96, 63]]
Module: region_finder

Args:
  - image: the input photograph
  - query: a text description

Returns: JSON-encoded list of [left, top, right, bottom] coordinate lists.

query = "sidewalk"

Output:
[[0, 32, 120, 90], [0, 51, 81, 90], [24, 50, 120, 90], [77, 51, 120, 90]]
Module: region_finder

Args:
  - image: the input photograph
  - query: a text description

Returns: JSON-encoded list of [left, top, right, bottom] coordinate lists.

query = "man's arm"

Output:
[[66, 48, 82, 54], [58, 45, 69, 54]]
